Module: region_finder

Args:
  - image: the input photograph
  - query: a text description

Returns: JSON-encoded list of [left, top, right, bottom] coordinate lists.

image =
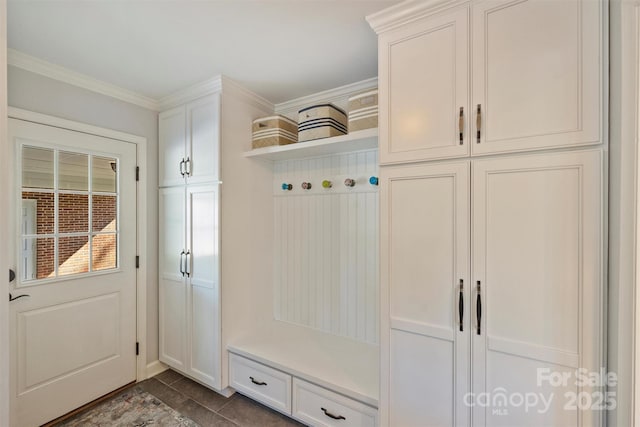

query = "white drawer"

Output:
[[229, 353, 292, 415], [292, 378, 377, 427]]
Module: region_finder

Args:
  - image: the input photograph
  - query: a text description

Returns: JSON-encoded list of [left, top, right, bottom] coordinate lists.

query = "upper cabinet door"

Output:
[[471, 0, 602, 155], [186, 94, 221, 184], [379, 6, 470, 164], [159, 106, 187, 188]]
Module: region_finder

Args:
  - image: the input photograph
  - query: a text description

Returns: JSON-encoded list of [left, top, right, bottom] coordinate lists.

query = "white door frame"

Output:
[[7, 107, 149, 384]]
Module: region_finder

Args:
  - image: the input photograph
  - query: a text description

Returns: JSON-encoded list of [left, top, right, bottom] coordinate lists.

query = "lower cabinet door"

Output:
[[381, 161, 471, 427], [158, 187, 187, 370], [229, 353, 292, 415], [292, 378, 377, 427], [471, 150, 603, 426]]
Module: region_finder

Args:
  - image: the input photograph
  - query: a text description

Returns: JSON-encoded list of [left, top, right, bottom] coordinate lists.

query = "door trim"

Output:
[[7, 107, 149, 383]]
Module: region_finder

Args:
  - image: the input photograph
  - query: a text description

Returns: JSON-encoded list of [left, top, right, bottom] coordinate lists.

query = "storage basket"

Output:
[[298, 104, 348, 142], [348, 89, 378, 132], [252, 115, 298, 149]]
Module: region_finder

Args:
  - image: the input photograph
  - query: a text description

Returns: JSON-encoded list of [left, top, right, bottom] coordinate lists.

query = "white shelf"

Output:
[[244, 128, 378, 161], [227, 320, 379, 408]]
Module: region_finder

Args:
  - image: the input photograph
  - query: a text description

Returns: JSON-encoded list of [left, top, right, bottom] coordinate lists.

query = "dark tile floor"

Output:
[[56, 369, 305, 427]]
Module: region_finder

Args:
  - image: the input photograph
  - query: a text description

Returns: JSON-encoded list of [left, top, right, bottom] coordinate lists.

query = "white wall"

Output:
[[1, 1, 10, 425], [608, 0, 638, 424], [7, 66, 160, 365]]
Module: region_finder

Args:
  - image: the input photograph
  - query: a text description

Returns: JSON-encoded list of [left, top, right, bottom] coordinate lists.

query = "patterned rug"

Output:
[[59, 386, 199, 427]]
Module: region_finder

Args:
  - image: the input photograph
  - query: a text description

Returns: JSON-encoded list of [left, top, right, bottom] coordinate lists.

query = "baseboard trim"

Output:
[[146, 360, 169, 379]]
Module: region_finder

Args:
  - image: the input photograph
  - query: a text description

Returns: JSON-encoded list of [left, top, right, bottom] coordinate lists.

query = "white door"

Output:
[[186, 184, 220, 388], [378, 6, 469, 164], [186, 95, 220, 185], [471, 150, 602, 426], [381, 161, 470, 427], [159, 105, 187, 188], [158, 186, 187, 370], [471, 0, 602, 155], [8, 119, 137, 427]]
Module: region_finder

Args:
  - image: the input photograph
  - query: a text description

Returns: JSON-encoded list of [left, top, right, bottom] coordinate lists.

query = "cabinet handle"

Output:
[[476, 280, 482, 335], [249, 376, 267, 386], [185, 250, 191, 277], [9, 293, 30, 302], [459, 279, 464, 332], [185, 157, 191, 176], [180, 159, 186, 177], [179, 250, 186, 276], [321, 408, 346, 421], [459, 107, 464, 145], [476, 104, 482, 143]]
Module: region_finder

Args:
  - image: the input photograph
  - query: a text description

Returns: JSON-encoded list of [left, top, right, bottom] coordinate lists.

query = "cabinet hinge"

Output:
[[136, 166, 140, 181], [136, 256, 140, 268], [136, 342, 139, 356]]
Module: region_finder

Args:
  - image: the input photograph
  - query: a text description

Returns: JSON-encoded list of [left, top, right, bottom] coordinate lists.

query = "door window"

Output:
[[20, 145, 120, 283]]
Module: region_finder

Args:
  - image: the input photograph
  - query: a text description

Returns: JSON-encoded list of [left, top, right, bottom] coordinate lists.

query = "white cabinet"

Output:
[[380, 150, 603, 427], [380, 161, 470, 427], [378, 6, 470, 163], [374, 0, 603, 163], [159, 94, 221, 187], [471, 0, 602, 154], [159, 184, 220, 389]]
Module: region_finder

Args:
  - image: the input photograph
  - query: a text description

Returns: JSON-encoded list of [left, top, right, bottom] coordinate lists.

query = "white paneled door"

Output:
[[8, 119, 137, 427], [472, 150, 602, 426], [378, 5, 470, 164], [381, 161, 470, 427]]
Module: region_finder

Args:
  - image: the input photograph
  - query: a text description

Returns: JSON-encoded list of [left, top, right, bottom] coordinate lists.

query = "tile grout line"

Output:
[[160, 377, 242, 426]]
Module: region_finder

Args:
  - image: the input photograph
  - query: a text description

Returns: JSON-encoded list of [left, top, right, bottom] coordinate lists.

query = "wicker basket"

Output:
[[298, 104, 348, 142], [348, 89, 378, 132], [252, 115, 298, 149]]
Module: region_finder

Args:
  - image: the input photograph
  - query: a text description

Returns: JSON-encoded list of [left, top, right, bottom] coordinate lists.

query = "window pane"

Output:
[[22, 146, 54, 189], [58, 236, 89, 276], [59, 151, 88, 191], [92, 156, 117, 193], [59, 194, 88, 233], [92, 195, 117, 232], [92, 234, 117, 271], [21, 194, 54, 235], [21, 237, 54, 281]]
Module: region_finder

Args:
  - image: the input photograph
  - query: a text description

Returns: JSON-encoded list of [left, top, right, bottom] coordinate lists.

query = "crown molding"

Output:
[[275, 77, 378, 117], [8, 49, 160, 111], [366, 0, 469, 34], [220, 76, 275, 114], [157, 76, 223, 111]]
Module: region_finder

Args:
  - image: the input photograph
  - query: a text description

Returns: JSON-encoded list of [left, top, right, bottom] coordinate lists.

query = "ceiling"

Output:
[[7, 0, 399, 105]]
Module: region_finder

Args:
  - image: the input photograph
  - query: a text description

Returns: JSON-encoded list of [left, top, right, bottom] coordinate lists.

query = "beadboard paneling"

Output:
[[274, 150, 379, 344]]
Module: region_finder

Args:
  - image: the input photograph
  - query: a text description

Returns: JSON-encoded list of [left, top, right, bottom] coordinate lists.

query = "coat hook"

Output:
[[281, 183, 293, 191], [302, 182, 312, 190], [344, 178, 356, 187], [322, 180, 332, 189], [369, 176, 379, 186]]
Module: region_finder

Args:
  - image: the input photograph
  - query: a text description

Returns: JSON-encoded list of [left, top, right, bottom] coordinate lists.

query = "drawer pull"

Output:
[[321, 407, 346, 421], [249, 376, 267, 386]]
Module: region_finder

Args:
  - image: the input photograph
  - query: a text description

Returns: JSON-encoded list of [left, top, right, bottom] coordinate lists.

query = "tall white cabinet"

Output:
[[369, 0, 605, 425], [158, 81, 273, 392]]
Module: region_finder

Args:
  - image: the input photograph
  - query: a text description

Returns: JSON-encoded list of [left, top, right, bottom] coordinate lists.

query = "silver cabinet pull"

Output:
[[459, 107, 464, 145], [185, 250, 191, 277], [476, 280, 482, 335], [459, 279, 464, 332], [179, 159, 186, 177], [476, 104, 482, 143], [185, 157, 191, 176], [179, 250, 186, 276]]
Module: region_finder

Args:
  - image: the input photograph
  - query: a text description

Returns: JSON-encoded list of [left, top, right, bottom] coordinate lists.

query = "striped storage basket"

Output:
[[252, 115, 298, 149], [348, 89, 378, 132], [298, 104, 348, 142]]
